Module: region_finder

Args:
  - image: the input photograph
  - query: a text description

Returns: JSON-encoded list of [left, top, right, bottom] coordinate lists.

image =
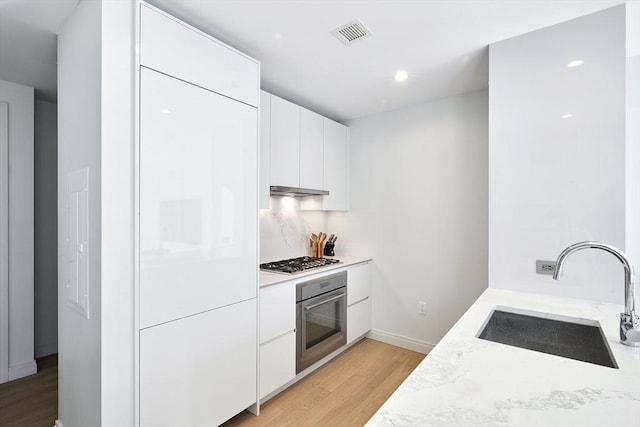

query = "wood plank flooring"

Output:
[[0, 354, 58, 427], [0, 340, 423, 427], [223, 339, 425, 427]]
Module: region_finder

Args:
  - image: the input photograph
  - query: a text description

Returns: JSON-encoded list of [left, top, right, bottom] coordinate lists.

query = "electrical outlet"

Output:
[[536, 260, 556, 275], [418, 301, 427, 315]]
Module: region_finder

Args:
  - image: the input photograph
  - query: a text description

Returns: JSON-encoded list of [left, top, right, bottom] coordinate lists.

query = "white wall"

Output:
[[626, 2, 640, 268], [58, 1, 102, 425], [488, 6, 626, 304], [34, 99, 58, 358], [0, 79, 35, 381], [331, 90, 488, 351], [58, 1, 136, 425]]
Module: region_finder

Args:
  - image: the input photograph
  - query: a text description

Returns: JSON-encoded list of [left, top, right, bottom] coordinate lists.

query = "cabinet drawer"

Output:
[[347, 298, 371, 344], [259, 331, 296, 399], [140, 4, 258, 106], [260, 283, 295, 344], [347, 263, 371, 305]]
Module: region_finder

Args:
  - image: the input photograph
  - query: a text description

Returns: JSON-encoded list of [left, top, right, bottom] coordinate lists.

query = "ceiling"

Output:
[[0, 0, 627, 120]]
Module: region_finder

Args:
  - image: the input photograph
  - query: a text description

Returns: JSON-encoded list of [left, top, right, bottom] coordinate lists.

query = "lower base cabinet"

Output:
[[259, 331, 296, 399], [347, 262, 372, 344], [347, 297, 371, 344], [140, 299, 257, 427], [258, 262, 372, 401]]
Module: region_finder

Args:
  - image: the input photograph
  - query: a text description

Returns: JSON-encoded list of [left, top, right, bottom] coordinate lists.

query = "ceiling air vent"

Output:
[[331, 19, 371, 46]]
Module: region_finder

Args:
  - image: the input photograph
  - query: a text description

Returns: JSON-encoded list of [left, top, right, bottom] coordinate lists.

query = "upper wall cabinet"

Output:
[[268, 94, 325, 191], [299, 108, 324, 190], [270, 95, 300, 188], [262, 91, 349, 210], [140, 5, 258, 107], [321, 118, 348, 211]]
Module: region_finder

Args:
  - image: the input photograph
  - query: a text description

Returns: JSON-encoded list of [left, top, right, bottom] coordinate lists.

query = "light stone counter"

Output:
[[367, 288, 640, 426], [259, 255, 372, 287]]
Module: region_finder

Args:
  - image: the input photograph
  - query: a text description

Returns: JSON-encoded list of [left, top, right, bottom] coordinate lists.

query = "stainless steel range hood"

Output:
[[270, 186, 329, 197]]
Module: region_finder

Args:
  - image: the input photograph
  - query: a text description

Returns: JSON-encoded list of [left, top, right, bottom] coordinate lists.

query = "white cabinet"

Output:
[[262, 91, 349, 210], [140, 299, 257, 427], [259, 282, 296, 399], [270, 95, 300, 188], [257, 262, 373, 398], [260, 281, 295, 343], [260, 332, 296, 399], [347, 262, 371, 344], [299, 108, 324, 190], [322, 118, 348, 211], [139, 67, 257, 329], [347, 298, 371, 344], [138, 5, 259, 425], [140, 4, 258, 107], [260, 91, 271, 209], [268, 94, 324, 190]]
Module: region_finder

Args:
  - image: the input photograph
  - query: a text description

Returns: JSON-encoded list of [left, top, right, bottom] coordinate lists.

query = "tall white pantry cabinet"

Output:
[[137, 4, 259, 426]]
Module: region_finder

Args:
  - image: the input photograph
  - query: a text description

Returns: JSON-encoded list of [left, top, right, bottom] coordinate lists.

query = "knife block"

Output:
[[323, 242, 335, 257]]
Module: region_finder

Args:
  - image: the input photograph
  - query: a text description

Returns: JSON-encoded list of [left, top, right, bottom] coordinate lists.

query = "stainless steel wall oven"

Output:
[[296, 272, 347, 373]]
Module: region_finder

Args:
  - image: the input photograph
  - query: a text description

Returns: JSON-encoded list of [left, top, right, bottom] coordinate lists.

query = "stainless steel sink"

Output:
[[477, 306, 618, 369]]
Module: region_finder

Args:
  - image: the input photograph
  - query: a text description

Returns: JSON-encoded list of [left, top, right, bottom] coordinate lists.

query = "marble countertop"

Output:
[[259, 255, 372, 287], [367, 288, 640, 426]]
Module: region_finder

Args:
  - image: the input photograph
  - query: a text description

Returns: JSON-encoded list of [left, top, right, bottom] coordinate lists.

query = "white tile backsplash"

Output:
[[260, 196, 328, 262]]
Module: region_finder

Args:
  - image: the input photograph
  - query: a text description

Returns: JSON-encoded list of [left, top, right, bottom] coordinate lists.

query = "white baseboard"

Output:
[[8, 359, 37, 381], [55, 420, 65, 427], [367, 329, 435, 354]]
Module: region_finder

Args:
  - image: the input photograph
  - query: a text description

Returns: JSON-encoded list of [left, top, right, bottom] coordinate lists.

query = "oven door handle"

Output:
[[304, 292, 346, 311]]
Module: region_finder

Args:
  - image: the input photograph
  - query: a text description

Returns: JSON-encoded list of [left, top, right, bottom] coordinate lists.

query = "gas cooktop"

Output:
[[260, 256, 341, 275]]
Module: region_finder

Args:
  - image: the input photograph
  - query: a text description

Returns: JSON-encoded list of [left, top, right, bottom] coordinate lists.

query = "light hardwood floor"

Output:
[[0, 340, 424, 427], [223, 339, 425, 427], [0, 354, 58, 427]]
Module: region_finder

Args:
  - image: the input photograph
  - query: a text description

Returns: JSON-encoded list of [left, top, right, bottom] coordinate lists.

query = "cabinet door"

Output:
[[323, 118, 348, 210], [140, 299, 257, 427], [260, 331, 296, 399], [270, 95, 300, 188], [260, 282, 295, 344], [347, 298, 371, 344], [347, 262, 371, 305], [259, 91, 271, 209], [140, 4, 258, 106], [140, 68, 257, 328], [299, 108, 324, 190]]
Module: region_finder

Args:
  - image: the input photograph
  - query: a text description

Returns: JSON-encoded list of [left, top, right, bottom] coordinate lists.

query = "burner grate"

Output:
[[260, 256, 341, 274]]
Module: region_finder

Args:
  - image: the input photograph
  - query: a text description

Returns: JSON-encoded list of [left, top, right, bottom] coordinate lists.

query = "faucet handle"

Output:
[[620, 312, 640, 347]]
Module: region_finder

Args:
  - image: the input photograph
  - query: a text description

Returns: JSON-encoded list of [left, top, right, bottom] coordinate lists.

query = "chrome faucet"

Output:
[[553, 241, 640, 347]]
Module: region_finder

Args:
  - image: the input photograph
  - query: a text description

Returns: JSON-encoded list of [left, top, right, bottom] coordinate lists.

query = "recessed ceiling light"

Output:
[[561, 113, 573, 119], [567, 60, 584, 68], [160, 109, 172, 114], [394, 70, 408, 82]]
